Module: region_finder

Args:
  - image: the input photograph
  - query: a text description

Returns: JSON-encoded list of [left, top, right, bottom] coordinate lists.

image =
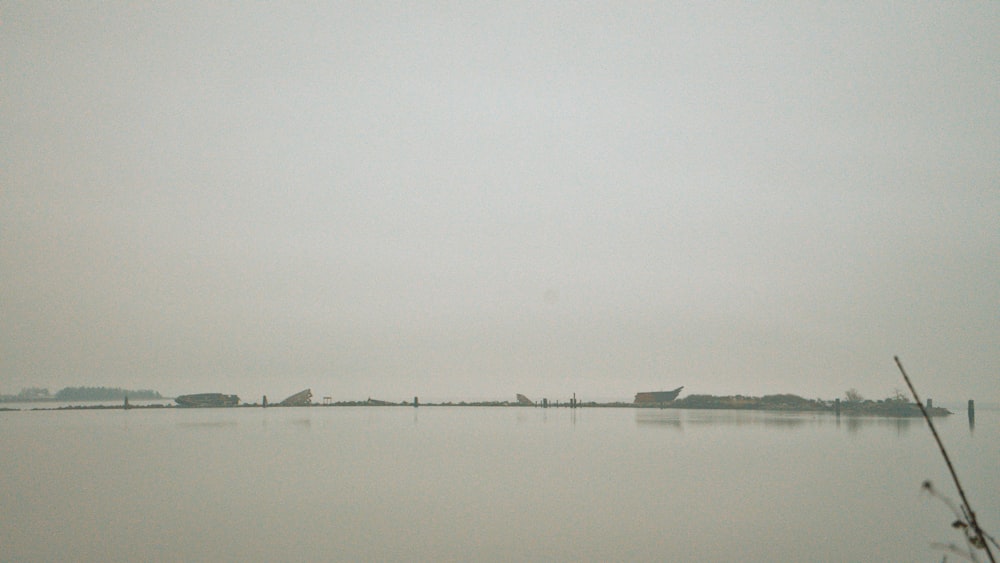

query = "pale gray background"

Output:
[[2, 2, 997, 402]]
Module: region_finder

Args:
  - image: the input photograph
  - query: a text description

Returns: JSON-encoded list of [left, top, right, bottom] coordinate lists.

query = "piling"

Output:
[[262, 395, 268, 408], [968, 400, 975, 426], [414, 396, 419, 408], [834, 398, 840, 416]]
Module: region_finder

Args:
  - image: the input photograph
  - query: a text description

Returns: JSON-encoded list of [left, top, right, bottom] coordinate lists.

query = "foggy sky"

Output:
[[3, 3, 998, 403]]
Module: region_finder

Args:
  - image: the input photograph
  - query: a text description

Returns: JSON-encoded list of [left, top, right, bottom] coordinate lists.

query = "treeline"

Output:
[[0, 386, 162, 401], [646, 392, 945, 416], [55, 387, 162, 400], [669, 393, 828, 410]]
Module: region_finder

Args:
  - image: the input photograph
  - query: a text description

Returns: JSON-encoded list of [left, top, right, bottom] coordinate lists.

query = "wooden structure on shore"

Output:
[[634, 386, 684, 404], [279, 389, 312, 406]]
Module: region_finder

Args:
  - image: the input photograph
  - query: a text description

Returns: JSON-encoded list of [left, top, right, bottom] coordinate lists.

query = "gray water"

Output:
[[2, 406, 997, 562]]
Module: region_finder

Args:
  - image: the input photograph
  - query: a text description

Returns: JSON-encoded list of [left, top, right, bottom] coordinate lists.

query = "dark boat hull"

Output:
[[634, 386, 684, 404], [175, 393, 240, 407]]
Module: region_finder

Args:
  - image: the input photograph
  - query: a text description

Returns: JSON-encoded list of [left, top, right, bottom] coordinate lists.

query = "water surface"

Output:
[[2, 406, 996, 562]]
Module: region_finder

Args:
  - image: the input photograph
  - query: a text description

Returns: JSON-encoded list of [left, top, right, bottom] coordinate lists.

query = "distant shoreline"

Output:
[[1, 398, 957, 417]]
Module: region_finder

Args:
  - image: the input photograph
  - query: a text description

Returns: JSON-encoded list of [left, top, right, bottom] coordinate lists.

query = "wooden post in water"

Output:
[[834, 398, 840, 416], [968, 399, 975, 426], [414, 396, 419, 408]]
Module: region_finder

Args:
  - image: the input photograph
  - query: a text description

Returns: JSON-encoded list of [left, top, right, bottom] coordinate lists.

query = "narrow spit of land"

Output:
[[5, 392, 953, 417]]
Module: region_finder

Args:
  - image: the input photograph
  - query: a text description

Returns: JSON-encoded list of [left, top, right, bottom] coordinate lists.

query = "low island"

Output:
[[2, 386, 954, 417]]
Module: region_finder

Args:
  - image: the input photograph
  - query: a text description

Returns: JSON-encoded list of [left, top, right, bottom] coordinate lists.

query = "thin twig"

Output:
[[895, 356, 995, 563]]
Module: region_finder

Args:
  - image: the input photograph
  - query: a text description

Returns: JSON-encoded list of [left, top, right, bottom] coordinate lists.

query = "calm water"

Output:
[[2, 406, 997, 562]]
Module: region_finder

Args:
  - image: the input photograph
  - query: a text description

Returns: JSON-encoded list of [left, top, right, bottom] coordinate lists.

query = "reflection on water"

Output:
[[289, 417, 311, 428], [635, 411, 683, 429], [841, 414, 918, 435], [1, 405, 995, 562], [176, 420, 238, 429], [635, 408, 929, 434], [176, 415, 315, 430]]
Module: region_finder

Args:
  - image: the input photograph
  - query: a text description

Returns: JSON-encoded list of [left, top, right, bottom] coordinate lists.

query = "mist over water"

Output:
[[3, 2, 999, 405], [2, 407, 996, 562], [4, 4, 996, 560]]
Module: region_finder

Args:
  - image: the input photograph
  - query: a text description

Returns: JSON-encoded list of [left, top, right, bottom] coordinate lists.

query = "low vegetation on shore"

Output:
[[2, 386, 951, 418], [657, 390, 950, 417], [0, 386, 163, 402]]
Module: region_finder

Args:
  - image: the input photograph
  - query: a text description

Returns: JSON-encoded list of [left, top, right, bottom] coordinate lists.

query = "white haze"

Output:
[[2, 3, 998, 403]]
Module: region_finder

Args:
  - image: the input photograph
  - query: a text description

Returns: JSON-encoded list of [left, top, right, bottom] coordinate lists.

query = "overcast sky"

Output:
[[2, 2, 997, 403]]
